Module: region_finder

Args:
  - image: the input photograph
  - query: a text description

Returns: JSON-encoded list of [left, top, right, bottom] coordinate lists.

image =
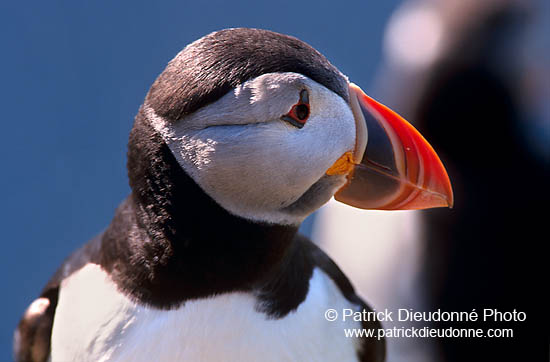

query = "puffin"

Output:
[[14, 28, 453, 362]]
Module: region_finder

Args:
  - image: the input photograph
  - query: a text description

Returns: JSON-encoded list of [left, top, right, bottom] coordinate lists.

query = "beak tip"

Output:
[[440, 171, 454, 209], [340, 83, 455, 212], [446, 190, 454, 209]]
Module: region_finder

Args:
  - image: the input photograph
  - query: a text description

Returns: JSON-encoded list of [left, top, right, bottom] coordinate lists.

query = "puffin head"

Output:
[[129, 28, 453, 226]]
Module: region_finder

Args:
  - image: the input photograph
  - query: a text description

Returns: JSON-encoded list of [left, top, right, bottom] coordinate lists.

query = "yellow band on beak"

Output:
[[326, 151, 355, 176]]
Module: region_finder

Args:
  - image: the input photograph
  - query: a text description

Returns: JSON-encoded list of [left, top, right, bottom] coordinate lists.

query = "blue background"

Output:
[[0, 1, 401, 359]]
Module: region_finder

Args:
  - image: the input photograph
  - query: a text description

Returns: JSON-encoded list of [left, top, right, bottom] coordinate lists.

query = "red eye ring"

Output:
[[281, 89, 310, 129]]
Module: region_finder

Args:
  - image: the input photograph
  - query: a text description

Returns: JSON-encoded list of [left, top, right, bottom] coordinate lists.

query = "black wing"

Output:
[[254, 233, 386, 362], [304, 236, 386, 362]]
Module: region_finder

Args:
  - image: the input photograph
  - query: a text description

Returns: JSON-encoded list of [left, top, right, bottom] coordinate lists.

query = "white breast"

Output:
[[50, 264, 363, 362]]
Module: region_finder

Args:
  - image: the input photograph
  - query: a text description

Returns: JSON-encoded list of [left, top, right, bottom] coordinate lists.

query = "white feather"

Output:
[[51, 264, 363, 362]]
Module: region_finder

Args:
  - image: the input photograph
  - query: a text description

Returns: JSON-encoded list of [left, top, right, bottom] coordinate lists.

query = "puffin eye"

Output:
[[281, 89, 310, 129]]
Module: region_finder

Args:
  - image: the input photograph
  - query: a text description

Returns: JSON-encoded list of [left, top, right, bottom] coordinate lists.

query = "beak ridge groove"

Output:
[[334, 83, 453, 210]]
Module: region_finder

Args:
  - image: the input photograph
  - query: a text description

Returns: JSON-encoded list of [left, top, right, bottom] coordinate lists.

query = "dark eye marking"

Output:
[[281, 89, 310, 129]]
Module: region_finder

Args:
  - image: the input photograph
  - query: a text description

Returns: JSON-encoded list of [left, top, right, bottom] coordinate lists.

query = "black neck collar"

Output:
[[99, 109, 298, 309]]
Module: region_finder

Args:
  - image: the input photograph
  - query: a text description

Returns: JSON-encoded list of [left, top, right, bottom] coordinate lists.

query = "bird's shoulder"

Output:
[[13, 233, 103, 362], [257, 233, 386, 362]]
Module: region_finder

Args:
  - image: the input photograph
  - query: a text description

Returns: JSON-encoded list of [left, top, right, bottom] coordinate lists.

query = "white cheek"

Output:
[[175, 135, 218, 170], [144, 75, 356, 225], [168, 91, 356, 225], [176, 122, 311, 210]]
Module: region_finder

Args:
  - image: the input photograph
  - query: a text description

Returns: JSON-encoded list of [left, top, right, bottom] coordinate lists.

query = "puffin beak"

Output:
[[332, 83, 453, 210]]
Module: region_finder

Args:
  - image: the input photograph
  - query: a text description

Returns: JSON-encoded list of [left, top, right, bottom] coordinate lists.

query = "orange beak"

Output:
[[333, 83, 453, 210]]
